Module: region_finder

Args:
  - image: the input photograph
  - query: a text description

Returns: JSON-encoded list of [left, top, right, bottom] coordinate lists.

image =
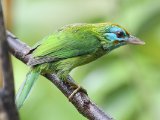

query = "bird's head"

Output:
[[97, 24, 145, 51]]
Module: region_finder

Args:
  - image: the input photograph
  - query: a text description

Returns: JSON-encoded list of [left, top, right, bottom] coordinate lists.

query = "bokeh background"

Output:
[[2, 0, 160, 120]]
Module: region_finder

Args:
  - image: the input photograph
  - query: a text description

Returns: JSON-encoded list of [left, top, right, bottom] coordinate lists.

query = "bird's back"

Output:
[[28, 24, 104, 66]]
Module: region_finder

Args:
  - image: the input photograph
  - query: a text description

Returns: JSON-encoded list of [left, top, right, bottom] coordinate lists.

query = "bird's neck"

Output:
[[105, 42, 126, 52]]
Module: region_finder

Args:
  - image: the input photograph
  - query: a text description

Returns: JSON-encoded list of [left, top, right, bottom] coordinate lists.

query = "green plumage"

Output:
[[16, 23, 144, 109], [28, 23, 108, 77], [16, 69, 40, 109], [29, 24, 106, 67]]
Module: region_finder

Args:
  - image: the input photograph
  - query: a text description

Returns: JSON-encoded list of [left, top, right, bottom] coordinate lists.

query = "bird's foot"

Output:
[[68, 85, 81, 101], [68, 85, 88, 101], [63, 81, 87, 101]]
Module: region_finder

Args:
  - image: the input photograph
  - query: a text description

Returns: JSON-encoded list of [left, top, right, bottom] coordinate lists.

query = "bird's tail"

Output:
[[15, 68, 40, 110]]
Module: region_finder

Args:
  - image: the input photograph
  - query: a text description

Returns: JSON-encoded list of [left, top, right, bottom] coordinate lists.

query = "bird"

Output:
[[15, 23, 145, 109]]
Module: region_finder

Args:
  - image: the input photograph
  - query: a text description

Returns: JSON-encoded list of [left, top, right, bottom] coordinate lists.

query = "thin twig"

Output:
[[0, 1, 19, 120], [7, 31, 114, 120]]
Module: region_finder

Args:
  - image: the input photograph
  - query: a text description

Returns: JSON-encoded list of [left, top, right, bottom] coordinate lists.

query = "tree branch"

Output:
[[7, 31, 114, 120], [0, 1, 19, 120]]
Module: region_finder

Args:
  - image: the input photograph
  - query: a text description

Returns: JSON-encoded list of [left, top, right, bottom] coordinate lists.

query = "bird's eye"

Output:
[[116, 31, 125, 38]]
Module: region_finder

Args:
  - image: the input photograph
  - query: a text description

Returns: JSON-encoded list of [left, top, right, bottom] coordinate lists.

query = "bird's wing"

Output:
[[28, 31, 100, 66]]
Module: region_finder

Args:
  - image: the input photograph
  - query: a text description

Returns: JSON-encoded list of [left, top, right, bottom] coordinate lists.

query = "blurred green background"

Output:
[[3, 0, 160, 120]]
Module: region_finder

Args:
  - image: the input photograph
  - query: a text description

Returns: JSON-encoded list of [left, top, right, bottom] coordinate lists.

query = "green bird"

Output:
[[16, 23, 145, 109]]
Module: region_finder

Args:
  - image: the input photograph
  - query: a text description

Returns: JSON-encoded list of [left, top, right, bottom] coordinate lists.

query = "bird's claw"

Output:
[[68, 85, 88, 101], [63, 81, 88, 101], [68, 85, 81, 101]]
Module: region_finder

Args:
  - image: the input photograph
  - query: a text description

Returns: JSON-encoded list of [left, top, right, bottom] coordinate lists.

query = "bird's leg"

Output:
[[63, 78, 88, 101], [68, 85, 81, 100], [57, 70, 88, 101]]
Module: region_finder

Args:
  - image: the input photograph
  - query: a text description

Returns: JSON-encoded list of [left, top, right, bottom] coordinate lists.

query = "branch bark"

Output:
[[7, 31, 114, 120], [0, 1, 19, 120]]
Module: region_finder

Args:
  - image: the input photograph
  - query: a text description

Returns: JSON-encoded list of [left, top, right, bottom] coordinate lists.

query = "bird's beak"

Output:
[[126, 35, 145, 45]]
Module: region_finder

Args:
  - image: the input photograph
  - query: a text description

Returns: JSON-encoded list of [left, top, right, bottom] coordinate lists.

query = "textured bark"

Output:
[[0, 1, 19, 120]]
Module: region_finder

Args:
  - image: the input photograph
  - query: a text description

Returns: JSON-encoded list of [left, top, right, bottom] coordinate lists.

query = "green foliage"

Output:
[[12, 0, 160, 120]]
